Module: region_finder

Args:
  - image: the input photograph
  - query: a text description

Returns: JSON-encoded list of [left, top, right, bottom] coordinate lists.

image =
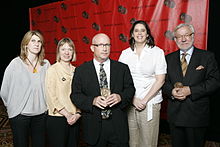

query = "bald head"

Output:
[[92, 33, 110, 44], [90, 33, 111, 63]]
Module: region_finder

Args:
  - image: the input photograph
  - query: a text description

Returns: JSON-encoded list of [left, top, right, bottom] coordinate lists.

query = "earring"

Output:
[[147, 38, 151, 44]]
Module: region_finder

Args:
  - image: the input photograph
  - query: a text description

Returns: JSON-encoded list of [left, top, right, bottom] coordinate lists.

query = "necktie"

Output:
[[99, 63, 108, 88], [181, 53, 188, 76], [99, 63, 112, 119]]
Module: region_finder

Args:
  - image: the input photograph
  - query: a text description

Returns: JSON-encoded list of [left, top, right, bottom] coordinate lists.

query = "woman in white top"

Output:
[[0, 30, 50, 147], [45, 37, 81, 147], [119, 20, 167, 147]]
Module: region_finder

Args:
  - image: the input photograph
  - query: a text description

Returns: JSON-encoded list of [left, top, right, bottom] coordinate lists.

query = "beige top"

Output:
[[45, 62, 78, 116]]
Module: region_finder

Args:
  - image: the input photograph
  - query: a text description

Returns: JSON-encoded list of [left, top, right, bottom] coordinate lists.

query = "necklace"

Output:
[[26, 57, 38, 73]]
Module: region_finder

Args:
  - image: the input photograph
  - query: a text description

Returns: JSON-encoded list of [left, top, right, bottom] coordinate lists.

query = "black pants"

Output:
[[170, 123, 207, 147], [46, 115, 80, 147], [87, 118, 129, 147], [9, 113, 46, 147]]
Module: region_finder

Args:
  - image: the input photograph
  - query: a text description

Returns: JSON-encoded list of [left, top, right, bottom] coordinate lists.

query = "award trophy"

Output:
[[174, 82, 184, 88], [100, 88, 112, 119]]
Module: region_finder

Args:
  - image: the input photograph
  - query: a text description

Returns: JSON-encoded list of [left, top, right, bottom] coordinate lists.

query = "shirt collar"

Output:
[[93, 58, 110, 67], [133, 44, 151, 54], [180, 46, 194, 56]]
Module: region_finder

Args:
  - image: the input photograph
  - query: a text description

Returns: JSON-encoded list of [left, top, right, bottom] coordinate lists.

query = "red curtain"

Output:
[[29, 0, 209, 66]]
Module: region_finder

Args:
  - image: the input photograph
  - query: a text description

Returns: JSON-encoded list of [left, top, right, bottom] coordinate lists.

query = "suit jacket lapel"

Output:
[[183, 48, 200, 83], [88, 60, 101, 93], [172, 51, 183, 80], [109, 59, 116, 91]]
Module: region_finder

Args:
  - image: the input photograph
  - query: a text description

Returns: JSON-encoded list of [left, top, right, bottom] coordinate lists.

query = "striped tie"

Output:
[[181, 53, 188, 76]]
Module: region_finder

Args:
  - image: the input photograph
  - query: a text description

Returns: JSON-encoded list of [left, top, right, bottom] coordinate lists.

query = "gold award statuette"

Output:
[[100, 88, 112, 119], [100, 88, 111, 98], [174, 82, 184, 88]]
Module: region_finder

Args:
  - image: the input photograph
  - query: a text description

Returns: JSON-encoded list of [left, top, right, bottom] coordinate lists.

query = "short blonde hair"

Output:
[[56, 37, 76, 62]]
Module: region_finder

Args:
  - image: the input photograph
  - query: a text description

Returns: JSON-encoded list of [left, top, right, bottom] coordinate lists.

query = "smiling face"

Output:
[[90, 33, 111, 63], [174, 25, 194, 51], [132, 23, 148, 45], [59, 43, 74, 63]]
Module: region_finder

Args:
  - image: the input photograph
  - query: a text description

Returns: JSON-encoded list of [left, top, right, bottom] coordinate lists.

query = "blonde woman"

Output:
[[0, 30, 50, 147], [45, 37, 81, 147]]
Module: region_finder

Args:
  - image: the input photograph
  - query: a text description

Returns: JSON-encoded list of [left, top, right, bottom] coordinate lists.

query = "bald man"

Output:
[[71, 33, 135, 147]]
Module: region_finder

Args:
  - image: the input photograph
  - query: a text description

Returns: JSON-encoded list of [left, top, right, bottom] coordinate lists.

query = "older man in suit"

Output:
[[70, 33, 135, 147], [163, 23, 220, 147]]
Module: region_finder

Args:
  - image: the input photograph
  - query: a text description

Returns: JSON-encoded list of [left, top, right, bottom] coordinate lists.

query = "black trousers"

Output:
[[9, 113, 47, 147], [46, 115, 80, 147], [170, 123, 207, 147], [87, 118, 129, 147]]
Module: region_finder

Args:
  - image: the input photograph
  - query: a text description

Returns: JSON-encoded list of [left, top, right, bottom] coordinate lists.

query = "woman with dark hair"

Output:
[[0, 30, 50, 147], [119, 20, 167, 147], [129, 20, 155, 50]]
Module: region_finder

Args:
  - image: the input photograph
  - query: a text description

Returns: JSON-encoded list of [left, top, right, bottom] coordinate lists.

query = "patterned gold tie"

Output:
[[181, 53, 188, 76]]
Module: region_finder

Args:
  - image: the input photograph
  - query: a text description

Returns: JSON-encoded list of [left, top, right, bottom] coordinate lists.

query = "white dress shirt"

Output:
[[180, 46, 194, 64], [93, 58, 110, 89], [119, 45, 167, 121]]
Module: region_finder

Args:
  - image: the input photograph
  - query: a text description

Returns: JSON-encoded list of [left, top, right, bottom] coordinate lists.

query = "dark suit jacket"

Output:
[[163, 47, 220, 127], [71, 59, 135, 145]]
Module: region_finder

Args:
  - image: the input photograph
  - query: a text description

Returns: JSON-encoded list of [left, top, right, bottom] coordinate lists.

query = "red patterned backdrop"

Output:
[[29, 0, 209, 66], [29, 0, 209, 119]]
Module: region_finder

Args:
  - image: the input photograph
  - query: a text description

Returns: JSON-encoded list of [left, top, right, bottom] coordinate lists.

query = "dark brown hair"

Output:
[[129, 20, 155, 50]]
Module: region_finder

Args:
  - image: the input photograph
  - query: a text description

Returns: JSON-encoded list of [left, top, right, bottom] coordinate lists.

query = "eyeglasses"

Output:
[[175, 33, 194, 40], [92, 44, 111, 48]]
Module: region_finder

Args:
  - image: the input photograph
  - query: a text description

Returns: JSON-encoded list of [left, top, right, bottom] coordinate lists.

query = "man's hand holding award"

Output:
[[100, 88, 112, 119]]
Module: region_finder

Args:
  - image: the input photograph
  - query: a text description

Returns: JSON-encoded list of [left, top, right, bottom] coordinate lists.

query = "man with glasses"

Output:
[[163, 23, 220, 147], [71, 33, 135, 147]]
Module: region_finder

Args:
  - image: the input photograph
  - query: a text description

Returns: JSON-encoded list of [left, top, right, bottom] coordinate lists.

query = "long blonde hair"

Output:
[[20, 30, 45, 65]]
